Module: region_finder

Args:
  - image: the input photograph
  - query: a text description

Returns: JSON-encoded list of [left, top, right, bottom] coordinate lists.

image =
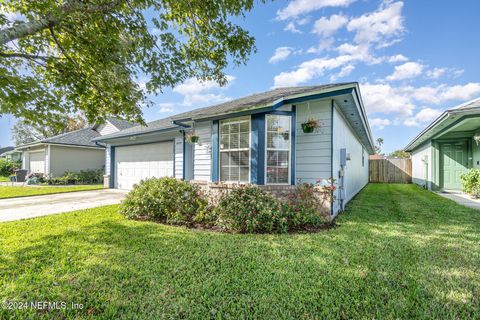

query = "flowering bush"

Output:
[[215, 185, 287, 233], [283, 179, 334, 230], [120, 177, 208, 225]]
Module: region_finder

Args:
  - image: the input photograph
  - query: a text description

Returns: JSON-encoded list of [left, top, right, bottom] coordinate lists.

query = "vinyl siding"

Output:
[[174, 136, 184, 179], [193, 121, 212, 181], [411, 142, 432, 189], [295, 99, 332, 184], [332, 104, 369, 216], [98, 121, 120, 136], [49, 146, 105, 177]]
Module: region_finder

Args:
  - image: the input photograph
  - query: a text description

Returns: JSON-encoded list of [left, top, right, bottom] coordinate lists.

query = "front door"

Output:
[[440, 141, 469, 190]]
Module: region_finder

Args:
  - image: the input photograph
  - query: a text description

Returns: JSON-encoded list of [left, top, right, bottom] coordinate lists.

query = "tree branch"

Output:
[[0, 17, 55, 45], [0, 1, 122, 45], [0, 52, 52, 61]]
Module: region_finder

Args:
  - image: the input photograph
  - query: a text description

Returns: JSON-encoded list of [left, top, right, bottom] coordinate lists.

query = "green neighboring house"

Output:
[[405, 98, 480, 191], [0, 147, 22, 162]]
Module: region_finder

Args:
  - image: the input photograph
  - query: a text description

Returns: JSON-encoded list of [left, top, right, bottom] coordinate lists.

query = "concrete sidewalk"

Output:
[[437, 191, 480, 210], [0, 189, 127, 222]]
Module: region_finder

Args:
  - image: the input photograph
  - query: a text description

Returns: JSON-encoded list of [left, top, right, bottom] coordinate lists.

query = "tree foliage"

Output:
[[0, 0, 264, 127], [374, 137, 384, 154], [389, 150, 410, 159], [11, 114, 88, 146]]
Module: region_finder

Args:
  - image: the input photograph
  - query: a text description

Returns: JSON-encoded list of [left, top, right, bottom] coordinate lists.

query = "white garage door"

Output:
[[115, 142, 174, 190], [29, 151, 46, 174]]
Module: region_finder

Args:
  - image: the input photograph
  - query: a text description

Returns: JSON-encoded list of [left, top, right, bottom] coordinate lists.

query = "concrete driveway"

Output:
[[0, 189, 128, 222]]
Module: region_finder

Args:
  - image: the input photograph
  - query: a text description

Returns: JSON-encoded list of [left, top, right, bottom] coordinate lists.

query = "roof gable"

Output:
[[405, 97, 480, 151]]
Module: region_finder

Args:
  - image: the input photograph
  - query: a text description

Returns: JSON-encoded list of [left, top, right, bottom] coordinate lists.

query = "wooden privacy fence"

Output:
[[369, 158, 412, 184]]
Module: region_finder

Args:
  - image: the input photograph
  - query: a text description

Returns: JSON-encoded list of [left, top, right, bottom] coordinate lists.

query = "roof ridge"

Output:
[[450, 96, 480, 110], [42, 127, 93, 142]]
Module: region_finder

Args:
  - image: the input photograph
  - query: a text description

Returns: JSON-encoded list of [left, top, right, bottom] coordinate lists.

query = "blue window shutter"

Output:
[[212, 120, 219, 182], [291, 105, 296, 185], [251, 114, 265, 185]]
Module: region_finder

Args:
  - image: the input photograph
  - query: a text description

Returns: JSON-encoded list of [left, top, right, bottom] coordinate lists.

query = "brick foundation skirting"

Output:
[[190, 180, 332, 219]]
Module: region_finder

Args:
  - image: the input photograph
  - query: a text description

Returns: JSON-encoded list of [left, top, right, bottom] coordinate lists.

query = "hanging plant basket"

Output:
[[187, 134, 200, 144], [474, 133, 480, 146], [301, 118, 320, 133]]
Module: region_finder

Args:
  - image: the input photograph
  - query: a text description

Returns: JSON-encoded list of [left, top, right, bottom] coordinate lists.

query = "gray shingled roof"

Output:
[[0, 146, 14, 156], [107, 117, 136, 130], [95, 83, 356, 141], [172, 83, 353, 121], [18, 128, 103, 148], [92, 117, 179, 141], [454, 97, 480, 111]]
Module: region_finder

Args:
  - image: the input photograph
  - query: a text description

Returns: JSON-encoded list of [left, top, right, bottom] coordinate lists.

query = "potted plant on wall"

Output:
[[301, 118, 321, 133], [186, 132, 200, 144]]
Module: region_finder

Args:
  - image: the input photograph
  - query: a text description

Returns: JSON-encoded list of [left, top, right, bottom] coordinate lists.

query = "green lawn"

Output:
[[0, 185, 104, 199], [1, 184, 479, 319], [0, 176, 10, 182]]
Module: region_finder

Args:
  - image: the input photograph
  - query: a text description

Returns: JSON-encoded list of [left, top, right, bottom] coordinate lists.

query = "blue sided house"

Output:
[[93, 82, 374, 216]]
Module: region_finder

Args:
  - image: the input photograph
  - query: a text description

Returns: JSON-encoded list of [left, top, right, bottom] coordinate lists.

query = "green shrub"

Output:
[[76, 169, 103, 184], [460, 169, 480, 196], [215, 185, 286, 233], [0, 158, 19, 176], [120, 177, 208, 225], [46, 169, 103, 185], [283, 182, 331, 230]]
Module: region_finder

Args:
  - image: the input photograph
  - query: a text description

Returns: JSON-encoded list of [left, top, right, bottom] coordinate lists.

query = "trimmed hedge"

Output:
[[120, 177, 208, 225]]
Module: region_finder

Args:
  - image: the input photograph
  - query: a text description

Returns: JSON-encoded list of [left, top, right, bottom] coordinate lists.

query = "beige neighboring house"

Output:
[[16, 118, 135, 177]]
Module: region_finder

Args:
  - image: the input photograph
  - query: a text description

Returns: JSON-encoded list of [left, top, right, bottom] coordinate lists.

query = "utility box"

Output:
[[340, 148, 347, 167]]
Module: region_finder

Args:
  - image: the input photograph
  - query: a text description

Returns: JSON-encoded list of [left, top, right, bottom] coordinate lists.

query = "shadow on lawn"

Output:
[[1, 185, 480, 319]]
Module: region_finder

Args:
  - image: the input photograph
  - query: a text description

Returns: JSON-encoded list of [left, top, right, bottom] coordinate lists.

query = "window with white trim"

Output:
[[266, 114, 291, 184], [219, 117, 250, 182]]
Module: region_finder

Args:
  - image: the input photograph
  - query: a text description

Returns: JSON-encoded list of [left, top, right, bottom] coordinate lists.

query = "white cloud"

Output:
[[277, 0, 354, 20], [158, 103, 175, 113], [173, 76, 235, 106], [269, 47, 294, 64], [426, 67, 446, 79], [388, 54, 408, 63], [330, 64, 355, 81], [307, 38, 335, 53], [273, 55, 356, 87], [404, 107, 442, 126], [361, 82, 480, 124], [361, 83, 416, 117], [284, 21, 302, 34], [369, 117, 391, 130], [347, 1, 404, 47], [386, 62, 424, 81], [426, 67, 464, 79], [312, 14, 348, 37]]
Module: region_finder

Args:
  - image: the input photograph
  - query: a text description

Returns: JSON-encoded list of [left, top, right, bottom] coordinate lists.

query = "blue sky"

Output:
[[1, 0, 480, 153]]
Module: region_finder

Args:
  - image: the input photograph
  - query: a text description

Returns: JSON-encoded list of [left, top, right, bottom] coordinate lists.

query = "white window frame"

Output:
[[219, 116, 251, 183], [265, 114, 292, 185]]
